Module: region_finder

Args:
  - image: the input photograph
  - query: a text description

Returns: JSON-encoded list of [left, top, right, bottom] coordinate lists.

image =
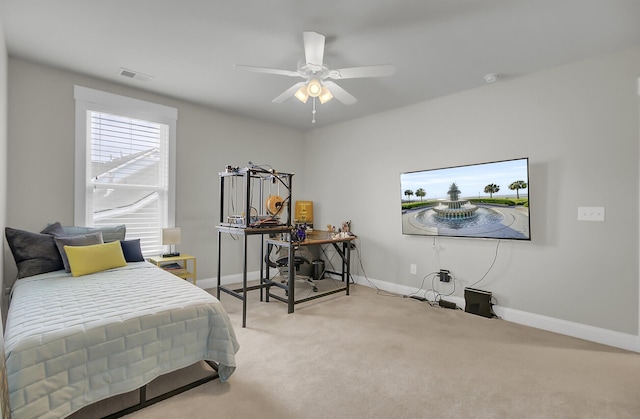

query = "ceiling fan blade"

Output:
[[272, 82, 306, 103], [328, 64, 396, 80], [323, 81, 357, 105], [303, 31, 325, 71], [235, 64, 300, 77]]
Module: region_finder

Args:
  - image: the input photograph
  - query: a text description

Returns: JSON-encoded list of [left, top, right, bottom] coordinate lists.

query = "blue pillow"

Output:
[[120, 239, 145, 262]]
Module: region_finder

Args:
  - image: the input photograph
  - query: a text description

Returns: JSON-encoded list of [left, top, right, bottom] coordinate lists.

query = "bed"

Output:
[[3, 224, 239, 418]]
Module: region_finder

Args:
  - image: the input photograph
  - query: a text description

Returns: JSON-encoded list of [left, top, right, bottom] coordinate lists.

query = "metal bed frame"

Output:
[[103, 360, 220, 418]]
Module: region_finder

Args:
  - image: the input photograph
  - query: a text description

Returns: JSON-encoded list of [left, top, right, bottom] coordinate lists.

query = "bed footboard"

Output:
[[103, 361, 220, 419]]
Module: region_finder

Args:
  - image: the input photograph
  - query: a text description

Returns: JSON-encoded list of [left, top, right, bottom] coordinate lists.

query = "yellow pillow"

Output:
[[64, 240, 127, 277]]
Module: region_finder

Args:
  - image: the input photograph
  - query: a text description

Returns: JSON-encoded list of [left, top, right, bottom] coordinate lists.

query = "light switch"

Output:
[[578, 207, 605, 222]]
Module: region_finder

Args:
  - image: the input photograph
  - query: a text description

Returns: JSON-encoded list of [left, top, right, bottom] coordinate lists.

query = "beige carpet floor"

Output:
[[77, 280, 640, 418]]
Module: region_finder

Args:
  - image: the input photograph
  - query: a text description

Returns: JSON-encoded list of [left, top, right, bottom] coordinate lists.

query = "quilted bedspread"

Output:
[[4, 262, 239, 418]]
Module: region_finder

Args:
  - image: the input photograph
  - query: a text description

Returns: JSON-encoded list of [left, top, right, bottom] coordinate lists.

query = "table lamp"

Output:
[[162, 227, 181, 257]]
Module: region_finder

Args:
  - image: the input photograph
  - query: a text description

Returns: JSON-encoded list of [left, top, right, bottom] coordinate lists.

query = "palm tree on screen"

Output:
[[484, 183, 500, 198], [404, 189, 414, 202], [415, 188, 426, 201], [509, 180, 527, 199]]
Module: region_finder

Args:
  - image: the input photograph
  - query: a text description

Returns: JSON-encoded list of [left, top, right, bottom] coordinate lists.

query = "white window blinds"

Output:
[[74, 86, 177, 256]]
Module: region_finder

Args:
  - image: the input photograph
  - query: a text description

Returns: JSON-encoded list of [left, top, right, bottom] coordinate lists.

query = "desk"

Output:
[[215, 166, 294, 328], [216, 225, 292, 328], [265, 230, 356, 313]]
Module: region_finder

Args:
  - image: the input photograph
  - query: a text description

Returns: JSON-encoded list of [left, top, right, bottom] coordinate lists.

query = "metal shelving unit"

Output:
[[215, 165, 294, 327]]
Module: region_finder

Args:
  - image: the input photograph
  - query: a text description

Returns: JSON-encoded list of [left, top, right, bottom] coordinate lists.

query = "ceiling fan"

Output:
[[235, 31, 395, 123]]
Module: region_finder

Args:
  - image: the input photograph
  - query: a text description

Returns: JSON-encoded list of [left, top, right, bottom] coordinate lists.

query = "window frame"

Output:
[[74, 85, 178, 252]]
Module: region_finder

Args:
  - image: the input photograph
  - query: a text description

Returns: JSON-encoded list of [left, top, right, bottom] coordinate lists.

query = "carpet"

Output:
[[75, 280, 640, 418]]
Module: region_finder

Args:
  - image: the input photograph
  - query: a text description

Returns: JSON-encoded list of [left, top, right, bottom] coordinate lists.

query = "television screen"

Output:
[[401, 158, 530, 240]]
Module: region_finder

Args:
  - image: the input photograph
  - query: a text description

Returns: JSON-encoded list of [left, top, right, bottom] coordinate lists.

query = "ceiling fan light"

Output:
[[294, 85, 309, 103], [318, 86, 333, 104], [307, 79, 322, 97]]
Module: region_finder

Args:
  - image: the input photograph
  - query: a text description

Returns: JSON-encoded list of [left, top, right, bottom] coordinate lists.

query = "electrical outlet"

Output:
[[410, 264, 417, 275], [439, 269, 450, 282], [578, 207, 605, 222]]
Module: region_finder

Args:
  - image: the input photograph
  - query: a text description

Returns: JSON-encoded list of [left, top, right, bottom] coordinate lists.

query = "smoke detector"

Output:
[[484, 73, 499, 83], [118, 67, 153, 82]]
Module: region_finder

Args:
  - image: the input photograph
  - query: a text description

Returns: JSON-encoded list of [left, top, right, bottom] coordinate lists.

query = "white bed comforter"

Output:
[[4, 262, 239, 418]]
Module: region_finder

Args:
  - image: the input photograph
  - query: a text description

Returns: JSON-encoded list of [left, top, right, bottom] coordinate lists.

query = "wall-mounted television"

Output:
[[401, 157, 530, 240]]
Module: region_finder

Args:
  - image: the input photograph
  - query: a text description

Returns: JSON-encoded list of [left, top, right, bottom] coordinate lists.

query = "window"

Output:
[[74, 86, 177, 256]]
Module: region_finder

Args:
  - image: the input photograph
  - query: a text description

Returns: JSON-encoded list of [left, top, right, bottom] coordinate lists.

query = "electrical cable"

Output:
[[318, 237, 457, 307], [224, 176, 240, 241], [425, 273, 455, 305], [349, 240, 452, 304], [227, 175, 236, 218], [406, 271, 438, 301], [268, 242, 338, 299], [247, 163, 291, 193], [318, 240, 353, 289], [348, 238, 404, 298], [467, 240, 501, 289], [435, 273, 456, 300], [324, 239, 360, 286], [489, 295, 501, 319]]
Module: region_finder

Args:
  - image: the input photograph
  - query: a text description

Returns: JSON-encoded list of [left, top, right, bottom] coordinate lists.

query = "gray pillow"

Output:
[[54, 232, 104, 272], [5, 227, 64, 278], [40, 221, 65, 236], [60, 224, 126, 242]]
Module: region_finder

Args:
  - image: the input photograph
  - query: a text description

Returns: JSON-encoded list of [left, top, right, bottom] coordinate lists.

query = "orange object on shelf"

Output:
[[295, 200, 313, 226]]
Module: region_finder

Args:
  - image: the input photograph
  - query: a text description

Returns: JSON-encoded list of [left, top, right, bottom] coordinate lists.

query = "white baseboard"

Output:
[[197, 273, 639, 352], [356, 275, 640, 353]]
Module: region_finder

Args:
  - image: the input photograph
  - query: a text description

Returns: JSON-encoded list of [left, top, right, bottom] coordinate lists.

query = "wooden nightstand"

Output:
[[148, 254, 197, 285]]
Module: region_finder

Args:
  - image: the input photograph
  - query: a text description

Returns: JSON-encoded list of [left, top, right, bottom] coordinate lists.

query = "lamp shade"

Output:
[[162, 227, 181, 245], [318, 86, 333, 104], [294, 85, 309, 103], [306, 79, 322, 97]]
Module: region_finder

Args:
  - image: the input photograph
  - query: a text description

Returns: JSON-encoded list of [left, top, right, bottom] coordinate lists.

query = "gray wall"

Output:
[[0, 20, 10, 419], [0, 21, 6, 302], [3, 57, 305, 286], [3, 46, 640, 339], [303, 46, 640, 335], [0, 21, 7, 315]]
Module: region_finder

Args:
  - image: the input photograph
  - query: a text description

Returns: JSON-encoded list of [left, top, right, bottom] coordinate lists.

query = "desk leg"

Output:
[[265, 243, 271, 303], [287, 243, 295, 313], [331, 241, 351, 296], [345, 242, 351, 295], [259, 238, 264, 302], [242, 234, 248, 328], [216, 233, 222, 300]]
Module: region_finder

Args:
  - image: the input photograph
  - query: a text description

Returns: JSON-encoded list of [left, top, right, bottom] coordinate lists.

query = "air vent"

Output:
[[118, 67, 153, 82]]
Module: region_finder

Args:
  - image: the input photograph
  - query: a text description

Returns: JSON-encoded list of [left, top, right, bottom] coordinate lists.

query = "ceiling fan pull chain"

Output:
[[312, 97, 317, 124]]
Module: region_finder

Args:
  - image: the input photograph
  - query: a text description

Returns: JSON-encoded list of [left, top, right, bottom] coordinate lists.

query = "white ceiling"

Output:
[[2, 0, 640, 132]]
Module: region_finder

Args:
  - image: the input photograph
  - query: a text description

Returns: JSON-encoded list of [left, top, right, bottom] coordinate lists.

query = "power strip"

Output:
[[439, 299, 457, 309]]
